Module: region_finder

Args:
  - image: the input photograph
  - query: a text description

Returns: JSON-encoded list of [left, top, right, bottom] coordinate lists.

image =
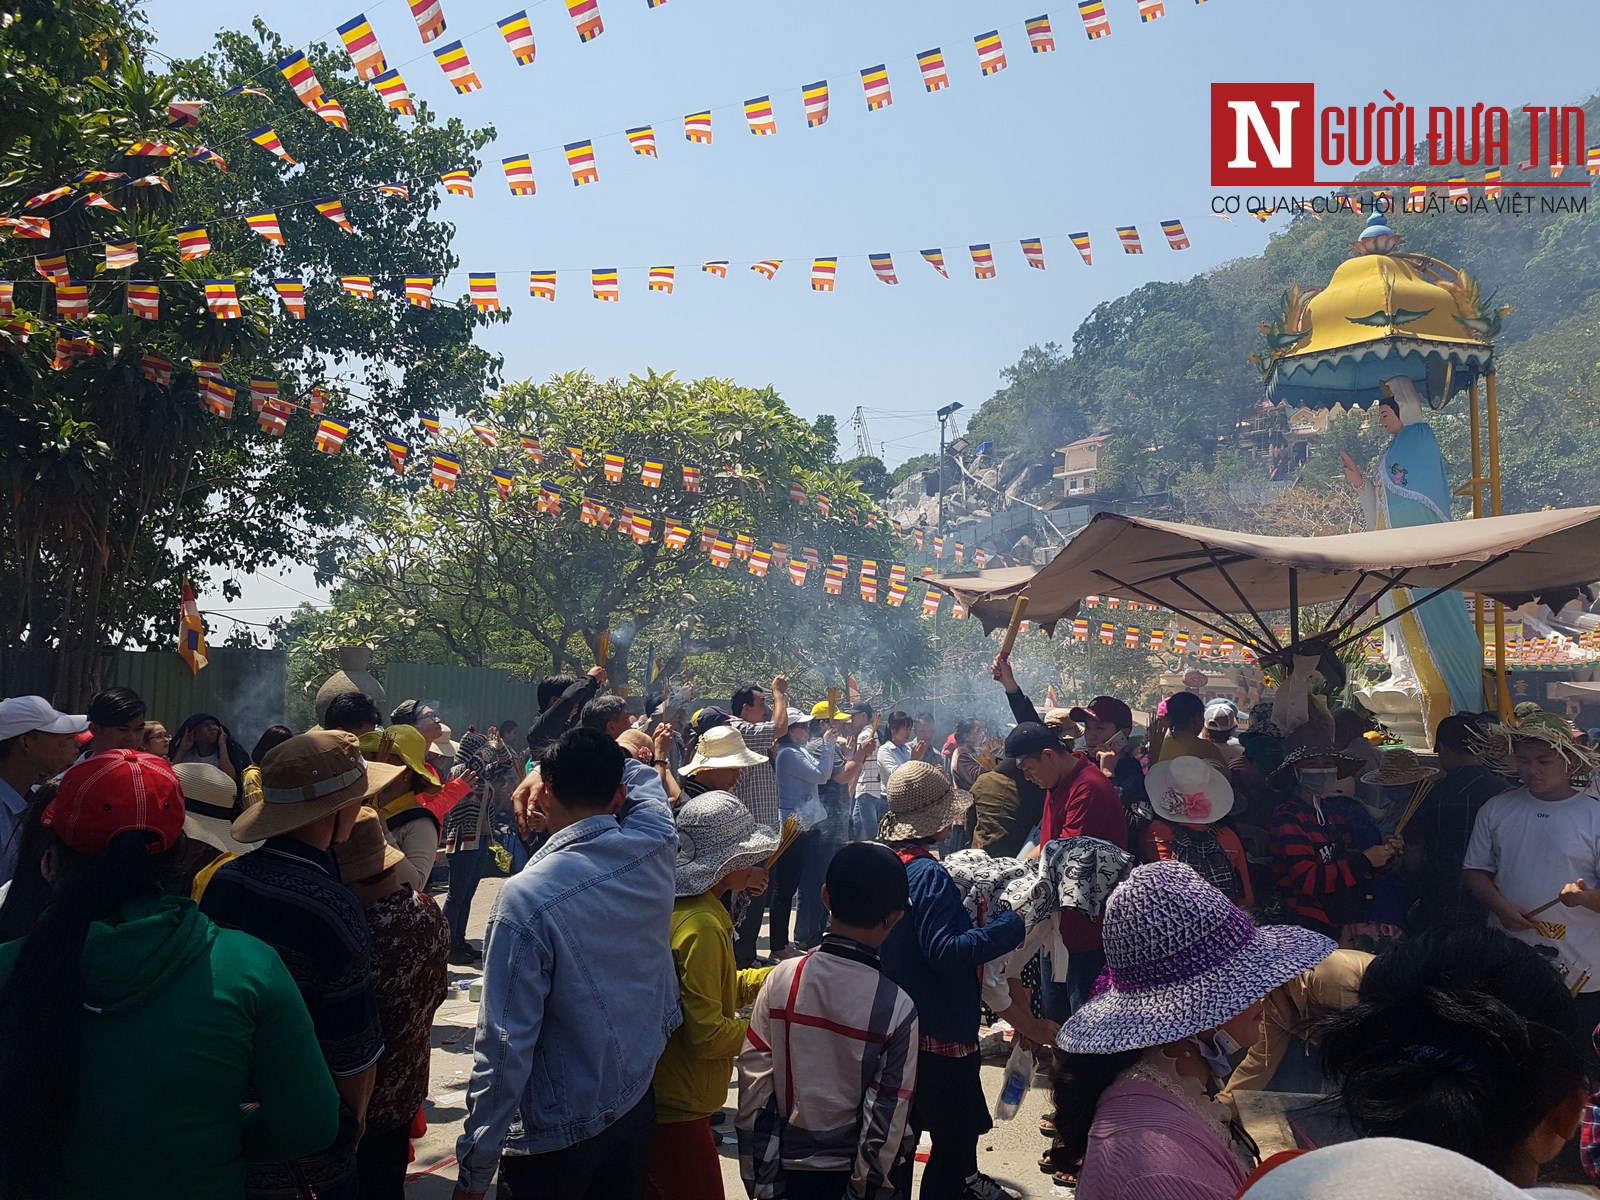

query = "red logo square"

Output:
[[1210, 83, 1316, 187]]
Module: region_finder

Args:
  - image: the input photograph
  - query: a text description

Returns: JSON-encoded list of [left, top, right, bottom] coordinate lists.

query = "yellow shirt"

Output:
[[652, 890, 771, 1123], [1156, 731, 1228, 768]]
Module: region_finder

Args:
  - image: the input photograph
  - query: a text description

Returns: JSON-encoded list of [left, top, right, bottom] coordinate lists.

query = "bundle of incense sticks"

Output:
[[766, 814, 803, 868], [1392, 775, 1437, 838], [1571, 970, 1591, 996]]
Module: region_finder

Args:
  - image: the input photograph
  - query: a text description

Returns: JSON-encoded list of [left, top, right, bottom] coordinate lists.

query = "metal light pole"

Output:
[[936, 401, 963, 534]]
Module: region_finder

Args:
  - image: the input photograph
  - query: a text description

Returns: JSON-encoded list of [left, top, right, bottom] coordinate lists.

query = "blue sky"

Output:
[[145, 0, 1600, 624]]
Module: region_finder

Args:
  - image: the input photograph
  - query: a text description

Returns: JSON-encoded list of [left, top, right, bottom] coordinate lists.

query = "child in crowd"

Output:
[[650, 792, 778, 1200], [738, 842, 919, 1200]]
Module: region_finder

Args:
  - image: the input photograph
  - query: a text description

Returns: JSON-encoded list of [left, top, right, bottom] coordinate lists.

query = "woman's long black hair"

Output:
[[0, 831, 175, 1197], [1048, 1047, 1142, 1175]]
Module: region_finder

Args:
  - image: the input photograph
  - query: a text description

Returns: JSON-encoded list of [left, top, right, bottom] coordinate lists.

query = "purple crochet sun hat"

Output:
[[1057, 860, 1334, 1054]]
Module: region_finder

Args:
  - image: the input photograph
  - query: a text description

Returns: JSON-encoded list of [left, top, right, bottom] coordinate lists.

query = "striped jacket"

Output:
[[737, 936, 918, 1199], [1269, 792, 1371, 934]]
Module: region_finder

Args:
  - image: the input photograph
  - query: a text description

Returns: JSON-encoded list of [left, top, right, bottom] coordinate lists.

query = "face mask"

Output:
[[1189, 1033, 1236, 1078], [1296, 766, 1339, 796]]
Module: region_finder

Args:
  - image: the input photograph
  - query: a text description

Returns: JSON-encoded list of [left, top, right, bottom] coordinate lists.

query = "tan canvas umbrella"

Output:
[[926, 506, 1600, 660]]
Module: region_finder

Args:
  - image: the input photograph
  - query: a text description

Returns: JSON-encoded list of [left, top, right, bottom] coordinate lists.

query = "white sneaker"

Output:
[[963, 1172, 1021, 1200]]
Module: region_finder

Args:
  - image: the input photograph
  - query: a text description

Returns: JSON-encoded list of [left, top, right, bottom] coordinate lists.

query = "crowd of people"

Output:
[[3, 657, 1600, 1200]]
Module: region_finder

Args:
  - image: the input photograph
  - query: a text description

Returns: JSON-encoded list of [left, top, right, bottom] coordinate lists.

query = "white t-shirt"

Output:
[[1464, 787, 1600, 990]]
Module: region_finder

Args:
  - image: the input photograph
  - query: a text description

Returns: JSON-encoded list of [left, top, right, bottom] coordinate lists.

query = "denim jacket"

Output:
[[455, 788, 681, 1191]]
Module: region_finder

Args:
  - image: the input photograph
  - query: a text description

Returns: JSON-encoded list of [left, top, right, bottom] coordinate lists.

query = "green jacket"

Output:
[[652, 891, 770, 1123], [0, 892, 338, 1199]]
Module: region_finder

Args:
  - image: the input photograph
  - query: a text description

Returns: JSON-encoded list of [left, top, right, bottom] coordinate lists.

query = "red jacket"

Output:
[[1041, 753, 1129, 951]]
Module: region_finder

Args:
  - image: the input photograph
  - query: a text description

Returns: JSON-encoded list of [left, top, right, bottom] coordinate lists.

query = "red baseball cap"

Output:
[[1068, 696, 1134, 733], [42, 749, 185, 855]]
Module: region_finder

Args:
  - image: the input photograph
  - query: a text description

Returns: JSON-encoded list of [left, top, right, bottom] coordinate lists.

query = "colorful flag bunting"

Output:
[[1150, 629, 1165, 652], [271, 278, 305, 319], [1483, 168, 1502, 199], [308, 388, 329, 418], [431, 453, 461, 490], [313, 98, 349, 130], [490, 468, 515, 500], [682, 464, 701, 490], [178, 581, 208, 674], [23, 186, 71, 210], [921, 590, 942, 618], [1160, 219, 1189, 249], [441, 170, 474, 197], [0, 216, 51, 238], [409, 0, 445, 42], [277, 50, 325, 108], [626, 126, 657, 156], [105, 241, 138, 269], [244, 211, 284, 245], [138, 351, 171, 385], [1020, 238, 1045, 270], [603, 452, 625, 482], [520, 435, 543, 463], [883, 580, 906, 606], [187, 147, 225, 171], [315, 418, 349, 454], [702, 261, 729, 278], [788, 481, 808, 505], [338, 14, 388, 79], [564, 140, 598, 185], [1099, 622, 1114, 644], [199, 378, 236, 418], [749, 548, 772, 577], [641, 459, 664, 487], [203, 279, 241, 319], [168, 100, 205, 127], [433, 41, 481, 93], [629, 514, 652, 544], [744, 96, 776, 136], [860, 578, 878, 603], [257, 399, 288, 435], [921, 248, 949, 277], [647, 266, 675, 293], [816, 494, 832, 518], [665, 522, 691, 550], [710, 538, 734, 568], [36, 253, 69, 285], [530, 271, 557, 300], [1447, 177, 1469, 202], [869, 253, 898, 284], [811, 257, 837, 291], [0, 281, 14, 318], [55, 282, 89, 319], [1117, 226, 1143, 254], [248, 377, 278, 414], [314, 195, 354, 232], [861, 65, 892, 110], [498, 11, 536, 64], [734, 533, 753, 560], [372, 68, 415, 115], [126, 140, 176, 157], [1026, 14, 1056, 51], [1404, 184, 1427, 212], [566, 0, 603, 41], [970, 244, 996, 279], [468, 273, 499, 311], [974, 31, 1007, 75], [917, 49, 949, 92], [127, 175, 170, 192], [397, 276, 432, 309], [1079, 0, 1112, 38], [823, 568, 844, 596], [176, 225, 210, 259], [1589, 147, 1600, 175], [1137, 0, 1165, 20], [802, 81, 829, 127], [384, 436, 410, 474], [789, 560, 809, 586], [248, 126, 295, 163], [684, 112, 712, 144], [592, 268, 619, 301], [79, 192, 120, 212], [752, 260, 781, 280]]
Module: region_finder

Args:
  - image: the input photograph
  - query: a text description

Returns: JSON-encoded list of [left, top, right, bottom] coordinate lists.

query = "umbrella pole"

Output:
[[1488, 366, 1510, 720], [1467, 381, 1489, 708]]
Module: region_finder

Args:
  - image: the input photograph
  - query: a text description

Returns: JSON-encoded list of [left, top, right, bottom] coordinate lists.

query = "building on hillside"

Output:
[[1055, 435, 1111, 497]]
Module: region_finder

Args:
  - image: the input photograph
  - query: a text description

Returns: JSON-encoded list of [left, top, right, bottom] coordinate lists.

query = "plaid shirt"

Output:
[[1583, 1075, 1600, 1184], [732, 719, 780, 829], [738, 937, 918, 1200]]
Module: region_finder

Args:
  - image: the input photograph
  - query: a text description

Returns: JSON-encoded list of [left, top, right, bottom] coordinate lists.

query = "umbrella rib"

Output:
[[1091, 569, 1265, 651], [1319, 571, 1375, 635], [1199, 546, 1283, 653], [1326, 555, 1508, 653], [1322, 567, 1416, 641]]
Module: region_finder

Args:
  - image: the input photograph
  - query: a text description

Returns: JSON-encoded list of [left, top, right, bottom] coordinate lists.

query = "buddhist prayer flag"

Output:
[[244, 211, 284, 245], [566, 0, 603, 41], [912, 529, 924, 549], [811, 257, 837, 291], [710, 538, 734, 568], [580, 496, 603, 527], [520, 435, 543, 463], [126, 140, 176, 157], [434, 42, 481, 93], [883, 581, 906, 607], [921, 248, 949, 277], [1, 216, 51, 238], [889, 564, 906, 585], [55, 282, 89, 319], [1079, 0, 1111, 38], [384, 436, 410, 474], [1160, 219, 1189, 249], [1447, 177, 1469, 202], [603, 452, 625, 482], [538, 486, 561, 515], [1071, 618, 1088, 640], [682, 464, 701, 490], [789, 560, 809, 586], [468, 273, 499, 311], [314, 196, 354, 232], [105, 241, 138, 269], [953, 543, 965, 563], [1405, 184, 1427, 212], [641, 459, 664, 487], [80, 192, 120, 212], [684, 112, 712, 144], [530, 271, 557, 300], [441, 170, 474, 197], [23, 186, 71, 210], [1027, 14, 1056, 51], [178, 582, 208, 675], [565, 141, 598, 185], [702, 261, 729, 278], [861, 65, 892, 110], [249, 378, 278, 413], [168, 100, 205, 127], [491, 468, 515, 500], [410, 0, 445, 41], [647, 266, 675, 293], [788, 481, 807, 505], [315, 418, 349, 454], [734, 533, 753, 560], [1020, 238, 1045, 270], [313, 98, 349, 130], [816, 494, 832, 518], [271, 278, 305, 318], [126, 280, 159, 319], [199, 378, 236, 418], [824, 569, 844, 596], [752, 260, 781, 280], [665, 523, 691, 550], [1588, 147, 1600, 175], [1483, 168, 1502, 199], [970, 244, 996, 279], [869, 253, 898, 284], [187, 147, 225, 171], [499, 11, 536, 64], [1117, 226, 1143, 254], [139, 351, 171, 385], [248, 126, 295, 163], [699, 528, 719, 553], [921, 590, 942, 618], [259, 400, 289, 435], [1137, 0, 1165, 20], [592, 268, 619, 301], [974, 548, 988, 567], [176, 225, 210, 259], [336, 275, 372, 300], [404, 277, 434, 307], [277, 51, 325, 108], [750, 548, 772, 577], [917, 49, 949, 92], [974, 31, 1006, 75], [744, 96, 776, 135], [1125, 627, 1140, 648], [802, 81, 829, 127], [308, 388, 328, 417], [1099, 622, 1114, 644], [629, 514, 652, 544], [431, 453, 461, 490], [420, 412, 441, 436], [860, 578, 879, 603], [338, 14, 388, 78], [1150, 629, 1165, 652], [372, 69, 415, 114], [203, 279, 241, 319], [626, 126, 657, 156], [128, 174, 170, 192]]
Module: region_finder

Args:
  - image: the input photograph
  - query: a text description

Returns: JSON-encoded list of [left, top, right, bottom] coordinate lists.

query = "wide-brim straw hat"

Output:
[[360, 725, 444, 794], [674, 790, 780, 896], [1268, 745, 1365, 786], [333, 806, 407, 882], [432, 723, 460, 760], [1058, 860, 1333, 1054], [1361, 747, 1443, 787], [173, 761, 258, 857], [1238, 1137, 1556, 1200], [1475, 708, 1600, 781], [879, 760, 973, 841], [682, 724, 767, 775], [1144, 755, 1235, 825], [234, 730, 406, 842]]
